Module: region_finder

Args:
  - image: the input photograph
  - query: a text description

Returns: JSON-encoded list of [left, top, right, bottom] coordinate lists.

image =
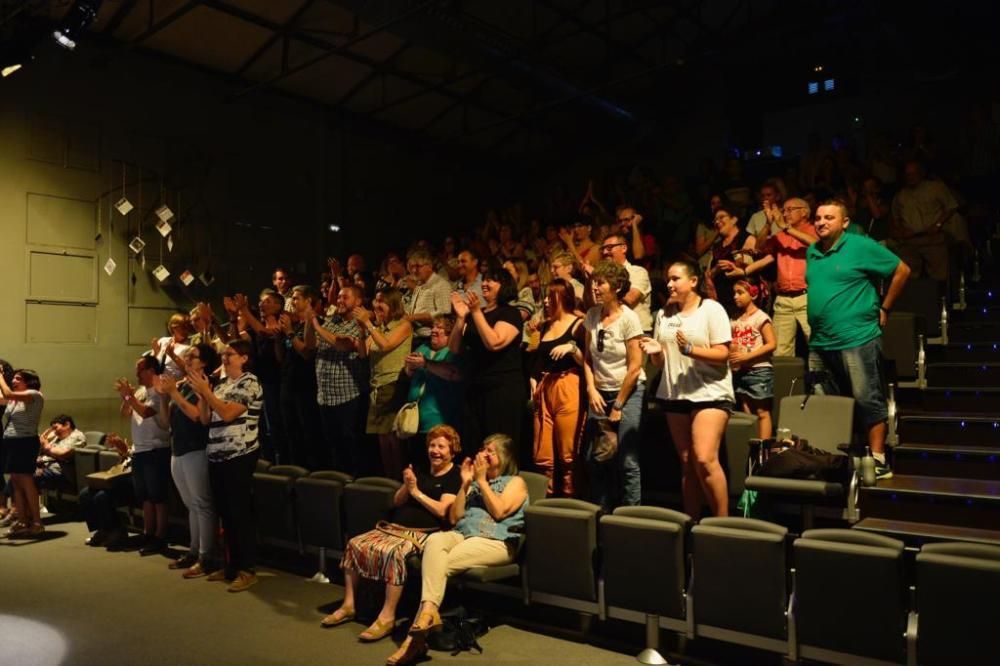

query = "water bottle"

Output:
[[860, 446, 876, 487]]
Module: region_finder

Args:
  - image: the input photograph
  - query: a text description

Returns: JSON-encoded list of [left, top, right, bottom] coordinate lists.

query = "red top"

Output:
[[763, 221, 816, 293]]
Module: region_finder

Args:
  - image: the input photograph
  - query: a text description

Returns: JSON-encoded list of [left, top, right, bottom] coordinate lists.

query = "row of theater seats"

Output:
[[249, 464, 999, 665], [520, 501, 998, 666]]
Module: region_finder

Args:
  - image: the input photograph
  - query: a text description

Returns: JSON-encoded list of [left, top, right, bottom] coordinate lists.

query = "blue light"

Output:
[[967, 499, 974, 506], [824, 78, 835, 91], [808, 82, 819, 95], [961, 420, 966, 427], [967, 344, 973, 351], [990, 455, 998, 463], [994, 422, 999, 428], [989, 291, 994, 298]]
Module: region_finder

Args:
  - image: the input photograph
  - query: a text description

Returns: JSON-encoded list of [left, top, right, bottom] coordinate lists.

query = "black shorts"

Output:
[[3, 435, 41, 474], [132, 448, 171, 503], [658, 399, 735, 414]]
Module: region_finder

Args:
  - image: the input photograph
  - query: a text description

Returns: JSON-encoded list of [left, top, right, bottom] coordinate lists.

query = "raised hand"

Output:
[[328, 256, 342, 277], [352, 306, 371, 325], [405, 352, 426, 370], [549, 342, 575, 360], [150, 337, 162, 356], [459, 457, 475, 485], [450, 292, 470, 318], [278, 312, 293, 335], [473, 452, 489, 483], [222, 296, 238, 315], [234, 293, 249, 311], [639, 336, 662, 356], [114, 377, 133, 399], [675, 329, 688, 349], [466, 291, 482, 312], [186, 368, 211, 395], [402, 465, 418, 490], [158, 375, 178, 395]]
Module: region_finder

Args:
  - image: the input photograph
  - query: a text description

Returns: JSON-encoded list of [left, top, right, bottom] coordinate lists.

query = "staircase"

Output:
[[855, 269, 1000, 547]]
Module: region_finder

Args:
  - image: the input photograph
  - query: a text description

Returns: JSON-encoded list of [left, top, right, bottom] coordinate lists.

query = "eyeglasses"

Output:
[[601, 243, 626, 251], [597, 329, 607, 353], [782, 206, 806, 213]]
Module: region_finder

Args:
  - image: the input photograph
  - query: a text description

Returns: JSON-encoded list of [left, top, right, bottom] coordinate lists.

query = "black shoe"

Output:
[[139, 537, 166, 556], [86, 530, 109, 547], [105, 530, 129, 551]]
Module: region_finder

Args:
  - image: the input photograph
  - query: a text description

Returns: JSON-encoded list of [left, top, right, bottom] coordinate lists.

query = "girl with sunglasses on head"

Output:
[[641, 260, 732, 519], [729, 279, 776, 440], [582, 260, 645, 510]]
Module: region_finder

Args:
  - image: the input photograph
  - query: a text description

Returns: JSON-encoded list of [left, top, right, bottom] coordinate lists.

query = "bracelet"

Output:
[[682, 342, 693, 356], [879, 306, 891, 314]]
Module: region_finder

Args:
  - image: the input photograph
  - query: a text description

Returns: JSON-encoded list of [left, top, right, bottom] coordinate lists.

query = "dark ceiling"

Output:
[[4, 1, 998, 160]]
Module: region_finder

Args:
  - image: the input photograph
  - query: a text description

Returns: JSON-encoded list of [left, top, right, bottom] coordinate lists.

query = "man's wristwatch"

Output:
[[612, 400, 624, 411]]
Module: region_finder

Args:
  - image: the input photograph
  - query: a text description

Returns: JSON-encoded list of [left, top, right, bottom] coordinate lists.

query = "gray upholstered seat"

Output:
[[793, 529, 910, 665], [916, 541, 1000, 666], [601, 506, 693, 662], [73, 447, 101, 494], [83, 430, 105, 449], [523, 498, 602, 613], [691, 517, 791, 655], [296, 470, 352, 554], [722, 411, 757, 499], [342, 476, 401, 539], [255, 458, 272, 474], [771, 356, 806, 426], [744, 394, 857, 525], [252, 465, 309, 547]]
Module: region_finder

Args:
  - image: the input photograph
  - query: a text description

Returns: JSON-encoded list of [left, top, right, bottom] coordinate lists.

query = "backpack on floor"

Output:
[[426, 606, 489, 655]]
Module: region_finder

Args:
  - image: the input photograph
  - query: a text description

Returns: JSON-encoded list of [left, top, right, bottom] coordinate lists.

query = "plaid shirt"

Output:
[[315, 315, 368, 406]]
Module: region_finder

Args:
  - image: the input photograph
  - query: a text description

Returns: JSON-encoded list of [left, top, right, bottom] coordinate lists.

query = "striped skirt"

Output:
[[341, 526, 431, 586]]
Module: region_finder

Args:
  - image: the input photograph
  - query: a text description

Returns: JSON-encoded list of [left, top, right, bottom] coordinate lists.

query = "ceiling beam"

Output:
[[128, 0, 200, 46], [232, 0, 318, 78], [101, 0, 141, 35], [328, 40, 411, 110]]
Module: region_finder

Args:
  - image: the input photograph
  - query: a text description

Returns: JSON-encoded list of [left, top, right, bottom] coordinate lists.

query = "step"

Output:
[[894, 443, 1000, 480], [921, 387, 1000, 413], [860, 474, 1000, 530], [938, 342, 1000, 362], [948, 322, 1000, 342], [926, 362, 1000, 388], [853, 517, 1000, 547], [898, 413, 1000, 447]]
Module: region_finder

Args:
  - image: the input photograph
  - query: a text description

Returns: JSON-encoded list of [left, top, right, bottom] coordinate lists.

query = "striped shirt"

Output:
[[207, 372, 262, 463]]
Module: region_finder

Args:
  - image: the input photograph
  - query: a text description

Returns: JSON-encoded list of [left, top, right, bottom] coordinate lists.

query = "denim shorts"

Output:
[[132, 447, 172, 504], [734, 367, 774, 402], [808, 337, 888, 426]]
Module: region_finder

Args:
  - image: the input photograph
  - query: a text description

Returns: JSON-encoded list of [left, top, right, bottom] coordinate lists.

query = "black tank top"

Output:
[[535, 318, 582, 375]]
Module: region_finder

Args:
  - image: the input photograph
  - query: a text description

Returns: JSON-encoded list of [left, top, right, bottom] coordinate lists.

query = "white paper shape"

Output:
[[198, 270, 215, 286], [152, 264, 170, 282], [115, 197, 133, 215], [155, 219, 172, 237], [180, 270, 195, 286], [155, 204, 174, 223], [104, 257, 117, 275], [128, 236, 146, 254], [166, 235, 174, 252]]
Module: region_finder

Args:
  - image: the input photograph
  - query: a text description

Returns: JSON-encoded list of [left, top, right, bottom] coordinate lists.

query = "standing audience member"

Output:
[[273, 267, 295, 312], [548, 251, 585, 307], [729, 281, 776, 440], [387, 434, 527, 666], [889, 160, 957, 283], [807, 200, 911, 479], [731, 198, 817, 356], [709, 204, 756, 315], [356, 288, 413, 479], [155, 344, 221, 578], [115, 356, 170, 554], [405, 249, 453, 349], [448, 264, 526, 457], [278, 285, 322, 468], [308, 285, 369, 474], [583, 261, 645, 510], [600, 232, 652, 334], [403, 316, 462, 439], [642, 260, 733, 519], [188, 339, 263, 592], [454, 249, 484, 303], [152, 313, 193, 379], [1, 369, 45, 537], [321, 425, 462, 642], [236, 291, 287, 464], [531, 279, 586, 497]]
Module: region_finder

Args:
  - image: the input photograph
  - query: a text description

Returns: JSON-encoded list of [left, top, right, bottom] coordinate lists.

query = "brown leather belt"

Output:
[[777, 289, 807, 297]]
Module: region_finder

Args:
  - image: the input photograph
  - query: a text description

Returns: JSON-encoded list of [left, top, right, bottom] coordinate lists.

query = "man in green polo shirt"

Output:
[[806, 200, 911, 479]]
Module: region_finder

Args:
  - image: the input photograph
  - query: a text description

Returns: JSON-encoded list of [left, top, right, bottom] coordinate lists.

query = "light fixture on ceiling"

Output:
[[1, 63, 21, 77], [53, 0, 102, 51]]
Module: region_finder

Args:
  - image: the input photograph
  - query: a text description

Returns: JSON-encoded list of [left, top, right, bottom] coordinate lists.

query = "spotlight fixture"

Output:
[[53, 0, 103, 51], [1, 63, 22, 78]]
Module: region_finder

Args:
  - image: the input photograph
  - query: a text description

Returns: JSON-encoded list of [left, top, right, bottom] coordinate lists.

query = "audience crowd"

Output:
[[1, 121, 995, 664]]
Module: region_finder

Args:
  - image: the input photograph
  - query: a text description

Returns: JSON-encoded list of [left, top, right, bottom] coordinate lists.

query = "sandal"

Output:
[[408, 607, 442, 636], [386, 635, 427, 665], [320, 606, 356, 628], [359, 617, 395, 642]]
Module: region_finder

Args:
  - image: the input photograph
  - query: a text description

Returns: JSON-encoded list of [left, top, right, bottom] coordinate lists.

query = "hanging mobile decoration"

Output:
[[115, 163, 132, 215]]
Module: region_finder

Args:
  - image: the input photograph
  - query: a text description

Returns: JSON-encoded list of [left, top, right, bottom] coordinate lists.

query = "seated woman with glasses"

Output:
[[582, 261, 645, 511]]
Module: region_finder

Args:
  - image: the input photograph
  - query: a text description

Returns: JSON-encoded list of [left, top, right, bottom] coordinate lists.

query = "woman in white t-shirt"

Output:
[[582, 261, 645, 510], [153, 313, 193, 379], [641, 259, 733, 519]]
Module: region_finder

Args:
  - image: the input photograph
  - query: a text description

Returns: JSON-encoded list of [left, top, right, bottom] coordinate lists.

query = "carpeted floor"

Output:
[[0, 518, 635, 665]]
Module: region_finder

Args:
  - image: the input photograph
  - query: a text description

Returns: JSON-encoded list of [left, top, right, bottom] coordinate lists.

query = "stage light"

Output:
[[328, 224, 341, 232], [2, 63, 22, 77], [53, 0, 102, 51]]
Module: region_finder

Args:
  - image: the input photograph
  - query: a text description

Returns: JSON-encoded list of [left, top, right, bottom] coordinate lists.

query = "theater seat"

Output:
[[83, 431, 105, 449], [255, 458, 272, 474], [744, 394, 857, 526], [601, 506, 693, 663], [342, 477, 401, 540], [792, 529, 911, 664], [73, 447, 101, 494], [296, 470, 353, 580], [916, 542, 1000, 666], [691, 517, 792, 656], [524, 498, 602, 615], [252, 465, 309, 549]]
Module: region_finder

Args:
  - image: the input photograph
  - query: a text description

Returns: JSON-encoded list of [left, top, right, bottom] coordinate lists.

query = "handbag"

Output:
[[374, 520, 437, 554], [392, 381, 425, 439], [86, 460, 132, 490], [591, 417, 619, 463]]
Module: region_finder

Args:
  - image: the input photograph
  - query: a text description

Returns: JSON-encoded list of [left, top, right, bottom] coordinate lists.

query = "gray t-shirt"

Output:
[[39, 429, 87, 476], [130, 386, 170, 453], [4, 390, 44, 437]]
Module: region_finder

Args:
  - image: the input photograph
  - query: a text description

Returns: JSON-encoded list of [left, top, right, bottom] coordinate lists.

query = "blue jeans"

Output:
[[586, 383, 644, 510], [808, 337, 888, 426]]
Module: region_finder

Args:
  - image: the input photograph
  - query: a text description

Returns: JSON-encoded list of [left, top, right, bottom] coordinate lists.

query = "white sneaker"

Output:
[[39, 505, 50, 515]]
